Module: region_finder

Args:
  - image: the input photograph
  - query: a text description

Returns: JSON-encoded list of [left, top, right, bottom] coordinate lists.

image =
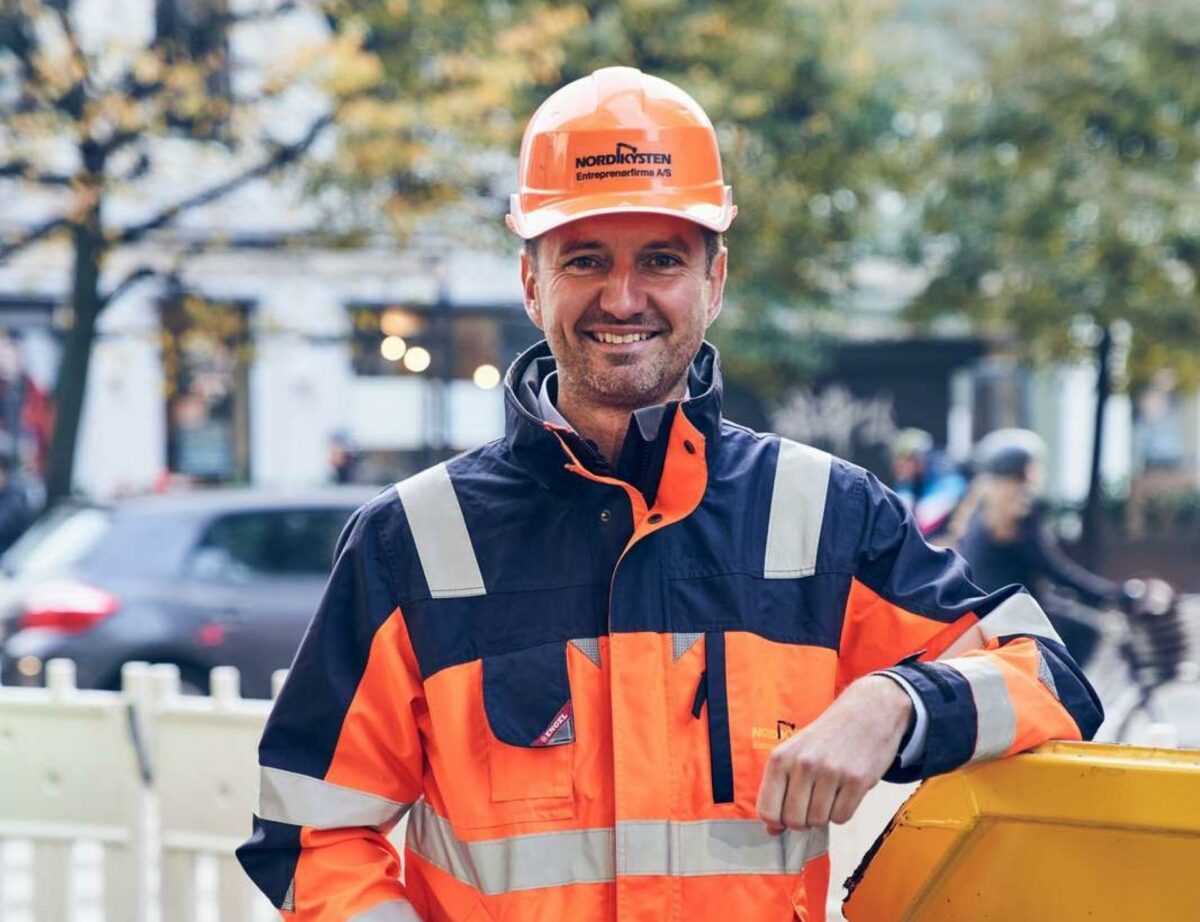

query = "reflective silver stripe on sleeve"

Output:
[[977, 592, 1063, 645], [258, 765, 412, 831], [395, 463, 485, 599], [405, 801, 826, 894], [941, 592, 1063, 659], [1036, 650, 1060, 700], [764, 439, 832, 579], [938, 623, 984, 660], [948, 657, 1017, 762], [349, 900, 424, 922], [617, 819, 828, 877]]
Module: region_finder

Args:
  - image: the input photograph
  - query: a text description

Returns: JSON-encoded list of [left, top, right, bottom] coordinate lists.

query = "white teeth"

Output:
[[593, 331, 653, 344]]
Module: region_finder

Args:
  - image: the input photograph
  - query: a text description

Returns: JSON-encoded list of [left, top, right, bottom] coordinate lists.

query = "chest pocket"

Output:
[[481, 641, 576, 812]]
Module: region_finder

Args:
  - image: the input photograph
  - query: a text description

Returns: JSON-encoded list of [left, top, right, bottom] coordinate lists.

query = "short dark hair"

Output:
[[525, 228, 722, 275]]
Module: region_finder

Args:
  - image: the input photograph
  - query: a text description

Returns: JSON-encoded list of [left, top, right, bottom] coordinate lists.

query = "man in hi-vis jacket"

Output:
[[238, 67, 1101, 922]]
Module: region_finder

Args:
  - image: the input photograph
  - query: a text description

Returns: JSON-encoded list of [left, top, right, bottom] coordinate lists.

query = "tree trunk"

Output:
[[1080, 325, 1112, 569], [45, 191, 105, 503]]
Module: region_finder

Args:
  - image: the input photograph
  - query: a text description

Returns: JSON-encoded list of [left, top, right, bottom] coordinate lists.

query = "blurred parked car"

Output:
[[0, 487, 376, 697]]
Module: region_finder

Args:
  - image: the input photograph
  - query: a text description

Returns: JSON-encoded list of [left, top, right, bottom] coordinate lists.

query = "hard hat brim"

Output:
[[507, 187, 736, 240]]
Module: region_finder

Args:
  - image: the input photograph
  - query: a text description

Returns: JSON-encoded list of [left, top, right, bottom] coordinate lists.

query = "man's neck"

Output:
[[556, 377, 688, 462]]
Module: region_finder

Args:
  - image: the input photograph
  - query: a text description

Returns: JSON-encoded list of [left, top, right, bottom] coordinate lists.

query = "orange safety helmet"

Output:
[[507, 67, 736, 239]]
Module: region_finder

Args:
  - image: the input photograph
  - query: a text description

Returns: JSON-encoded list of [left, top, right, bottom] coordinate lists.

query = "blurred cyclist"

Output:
[[955, 428, 1125, 666], [890, 427, 968, 541]]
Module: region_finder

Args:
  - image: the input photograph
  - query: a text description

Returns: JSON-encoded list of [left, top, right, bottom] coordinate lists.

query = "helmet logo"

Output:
[[575, 141, 672, 168]]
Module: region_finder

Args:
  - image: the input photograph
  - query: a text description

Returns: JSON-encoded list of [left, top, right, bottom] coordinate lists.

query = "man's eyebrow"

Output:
[[641, 236, 692, 254], [559, 239, 606, 256]]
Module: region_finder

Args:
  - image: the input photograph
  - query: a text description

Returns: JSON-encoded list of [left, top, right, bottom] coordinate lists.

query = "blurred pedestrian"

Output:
[[0, 446, 32, 554], [890, 427, 968, 541], [239, 69, 1101, 922], [955, 428, 1126, 666], [327, 429, 361, 484]]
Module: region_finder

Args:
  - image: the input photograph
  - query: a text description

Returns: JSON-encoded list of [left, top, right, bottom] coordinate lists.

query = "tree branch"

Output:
[[3, 3, 88, 118], [115, 113, 333, 245], [221, 1, 300, 27], [118, 149, 152, 183], [0, 215, 71, 262], [0, 159, 72, 185], [50, 2, 88, 77], [98, 265, 159, 311], [3, 11, 52, 106]]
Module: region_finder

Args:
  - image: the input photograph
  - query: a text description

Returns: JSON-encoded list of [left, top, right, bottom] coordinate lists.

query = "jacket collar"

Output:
[[503, 339, 725, 494]]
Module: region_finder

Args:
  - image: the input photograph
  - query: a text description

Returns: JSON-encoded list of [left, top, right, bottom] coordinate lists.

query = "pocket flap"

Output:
[[483, 641, 575, 748]]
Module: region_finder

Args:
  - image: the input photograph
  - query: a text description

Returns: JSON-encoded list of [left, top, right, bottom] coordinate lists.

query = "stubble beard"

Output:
[[555, 327, 701, 412]]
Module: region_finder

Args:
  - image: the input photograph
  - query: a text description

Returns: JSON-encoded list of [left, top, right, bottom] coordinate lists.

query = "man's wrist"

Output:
[[859, 673, 916, 728]]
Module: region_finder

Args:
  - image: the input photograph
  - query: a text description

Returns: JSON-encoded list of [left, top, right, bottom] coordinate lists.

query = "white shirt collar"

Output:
[[537, 372, 573, 429], [536, 371, 691, 433]]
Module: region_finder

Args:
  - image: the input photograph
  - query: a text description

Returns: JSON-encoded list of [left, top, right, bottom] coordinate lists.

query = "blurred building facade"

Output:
[[765, 259, 1200, 508], [0, 239, 538, 495], [2, 172, 1199, 503], [1, 1, 1198, 507], [0, 0, 541, 496]]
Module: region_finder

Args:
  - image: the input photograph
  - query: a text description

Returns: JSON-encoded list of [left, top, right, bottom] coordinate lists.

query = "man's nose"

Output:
[[598, 264, 647, 318]]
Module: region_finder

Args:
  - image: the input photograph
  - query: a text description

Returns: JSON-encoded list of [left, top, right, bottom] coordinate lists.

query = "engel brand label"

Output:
[[533, 701, 573, 746]]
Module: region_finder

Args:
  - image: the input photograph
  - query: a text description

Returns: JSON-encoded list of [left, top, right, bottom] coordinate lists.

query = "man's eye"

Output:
[[565, 255, 601, 269], [646, 253, 683, 269]]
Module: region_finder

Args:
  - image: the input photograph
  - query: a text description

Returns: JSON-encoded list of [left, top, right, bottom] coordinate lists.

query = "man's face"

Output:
[[892, 456, 923, 483], [521, 213, 727, 413]]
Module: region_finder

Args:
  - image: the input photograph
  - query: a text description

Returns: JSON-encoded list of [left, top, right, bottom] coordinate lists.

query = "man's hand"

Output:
[[755, 675, 913, 832]]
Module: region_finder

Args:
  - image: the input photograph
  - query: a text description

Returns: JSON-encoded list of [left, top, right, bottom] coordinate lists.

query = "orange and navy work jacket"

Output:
[[237, 342, 1102, 922]]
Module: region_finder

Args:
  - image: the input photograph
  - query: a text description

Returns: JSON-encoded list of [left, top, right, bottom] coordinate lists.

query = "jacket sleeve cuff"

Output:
[[876, 661, 979, 783], [873, 670, 929, 768]]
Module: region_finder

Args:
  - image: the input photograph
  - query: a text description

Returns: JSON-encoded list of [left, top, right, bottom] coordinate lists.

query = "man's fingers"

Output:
[[779, 762, 814, 830], [829, 777, 870, 826], [804, 772, 839, 828], [756, 752, 789, 831]]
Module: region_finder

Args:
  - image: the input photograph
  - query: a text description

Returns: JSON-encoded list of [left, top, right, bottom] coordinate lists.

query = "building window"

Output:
[[347, 304, 536, 384], [161, 291, 251, 483], [349, 306, 432, 377]]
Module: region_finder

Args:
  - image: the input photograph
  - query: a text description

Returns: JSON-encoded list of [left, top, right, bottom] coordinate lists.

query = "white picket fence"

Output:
[[0, 659, 280, 922], [0, 659, 907, 922]]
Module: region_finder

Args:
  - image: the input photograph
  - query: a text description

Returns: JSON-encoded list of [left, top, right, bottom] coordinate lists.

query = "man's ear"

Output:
[[704, 245, 728, 327], [520, 248, 544, 329]]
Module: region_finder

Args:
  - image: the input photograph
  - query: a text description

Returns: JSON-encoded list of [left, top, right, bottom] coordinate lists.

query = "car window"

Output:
[[188, 508, 354, 582], [0, 506, 112, 578]]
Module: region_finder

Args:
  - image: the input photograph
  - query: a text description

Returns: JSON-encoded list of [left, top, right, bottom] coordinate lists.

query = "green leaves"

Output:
[[910, 0, 1200, 389], [333, 1, 910, 395]]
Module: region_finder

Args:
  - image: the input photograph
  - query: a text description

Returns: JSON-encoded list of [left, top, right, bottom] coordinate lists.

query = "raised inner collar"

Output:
[[503, 340, 725, 497]]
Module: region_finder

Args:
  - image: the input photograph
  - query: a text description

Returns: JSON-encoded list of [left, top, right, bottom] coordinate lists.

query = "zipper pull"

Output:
[[691, 669, 708, 719]]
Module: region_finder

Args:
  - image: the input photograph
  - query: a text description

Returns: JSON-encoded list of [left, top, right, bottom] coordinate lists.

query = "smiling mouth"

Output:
[[586, 331, 660, 344]]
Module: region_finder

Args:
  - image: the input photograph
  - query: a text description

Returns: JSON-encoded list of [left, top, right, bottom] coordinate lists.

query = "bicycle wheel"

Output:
[[1112, 678, 1200, 748]]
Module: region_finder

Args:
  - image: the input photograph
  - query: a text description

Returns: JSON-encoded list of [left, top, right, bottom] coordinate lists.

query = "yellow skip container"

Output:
[[843, 741, 1200, 921]]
